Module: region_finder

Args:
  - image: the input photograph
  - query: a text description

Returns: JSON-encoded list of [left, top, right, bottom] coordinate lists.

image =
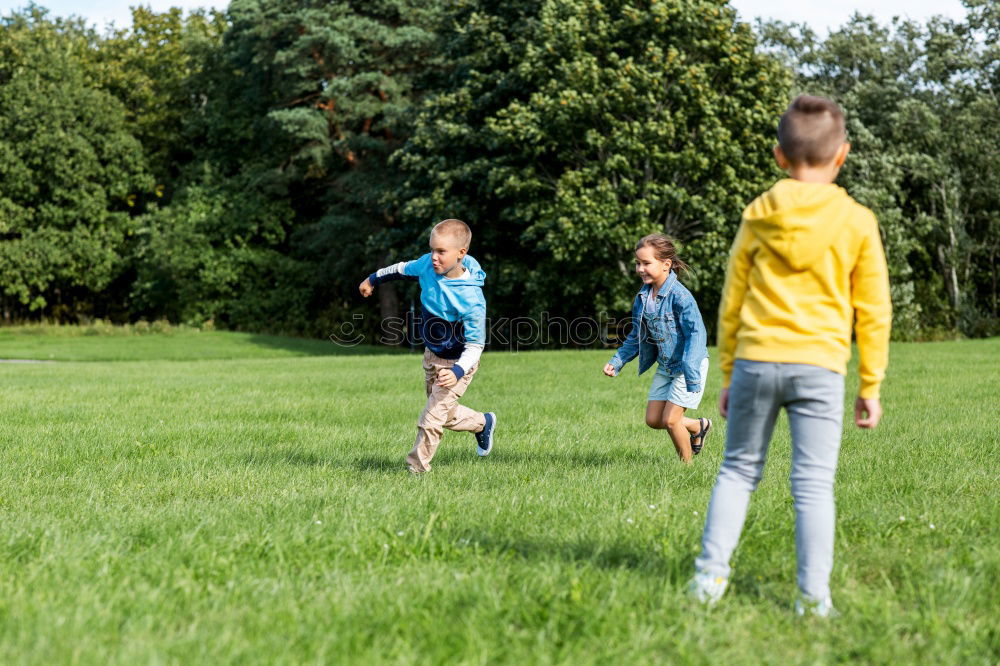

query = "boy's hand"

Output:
[[854, 396, 882, 428], [603, 363, 617, 377], [719, 387, 729, 419], [358, 278, 374, 298], [437, 368, 458, 388]]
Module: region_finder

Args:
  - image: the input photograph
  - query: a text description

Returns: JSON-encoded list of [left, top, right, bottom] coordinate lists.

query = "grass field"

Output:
[[0, 330, 997, 664]]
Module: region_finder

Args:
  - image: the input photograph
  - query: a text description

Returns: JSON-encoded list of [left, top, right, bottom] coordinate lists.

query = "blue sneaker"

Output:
[[475, 412, 496, 456]]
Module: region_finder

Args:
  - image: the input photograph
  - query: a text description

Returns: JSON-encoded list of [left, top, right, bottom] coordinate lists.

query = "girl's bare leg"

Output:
[[646, 401, 700, 431], [663, 402, 700, 463], [645, 400, 669, 430]]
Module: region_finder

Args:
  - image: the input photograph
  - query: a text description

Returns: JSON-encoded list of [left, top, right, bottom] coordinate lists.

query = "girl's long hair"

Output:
[[636, 233, 690, 276]]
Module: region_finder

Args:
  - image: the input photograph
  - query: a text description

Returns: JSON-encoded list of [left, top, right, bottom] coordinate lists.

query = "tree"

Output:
[[0, 8, 151, 321], [396, 0, 790, 331], [759, 9, 1000, 338], [94, 6, 227, 187], [132, 0, 443, 334]]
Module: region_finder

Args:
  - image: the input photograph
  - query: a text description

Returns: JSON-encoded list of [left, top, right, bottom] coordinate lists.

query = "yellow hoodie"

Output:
[[718, 179, 892, 398]]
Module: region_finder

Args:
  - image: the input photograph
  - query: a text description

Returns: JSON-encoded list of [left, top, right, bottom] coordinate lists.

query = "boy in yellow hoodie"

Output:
[[689, 95, 891, 616]]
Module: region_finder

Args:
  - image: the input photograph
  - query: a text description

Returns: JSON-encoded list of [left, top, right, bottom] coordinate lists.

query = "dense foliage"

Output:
[[759, 1, 1000, 338], [0, 10, 151, 319], [396, 0, 789, 323], [0, 1, 996, 340]]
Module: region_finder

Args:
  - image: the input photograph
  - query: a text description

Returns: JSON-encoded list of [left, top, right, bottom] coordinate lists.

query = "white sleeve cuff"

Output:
[[452, 344, 484, 378]]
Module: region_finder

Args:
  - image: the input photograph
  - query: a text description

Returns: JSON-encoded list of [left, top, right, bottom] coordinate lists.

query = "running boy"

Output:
[[603, 234, 711, 463], [689, 95, 892, 616], [359, 219, 496, 474]]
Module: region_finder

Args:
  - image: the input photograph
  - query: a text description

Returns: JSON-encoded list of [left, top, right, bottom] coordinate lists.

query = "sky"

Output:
[[729, 0, 969, 33], [0, 0, 973, 34]]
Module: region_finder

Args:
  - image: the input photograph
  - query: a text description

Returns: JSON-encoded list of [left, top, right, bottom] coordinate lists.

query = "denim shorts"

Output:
[[648, 357, 709, 409]]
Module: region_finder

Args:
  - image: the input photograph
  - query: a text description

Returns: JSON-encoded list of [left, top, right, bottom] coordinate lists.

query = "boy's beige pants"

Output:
[[406, 349, 486, 473]]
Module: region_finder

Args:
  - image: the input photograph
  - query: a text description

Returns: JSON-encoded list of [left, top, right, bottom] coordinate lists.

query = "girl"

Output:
[[603, 234, 711, 463]]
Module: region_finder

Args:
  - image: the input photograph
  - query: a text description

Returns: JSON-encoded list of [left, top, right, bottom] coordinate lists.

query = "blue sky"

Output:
[[0, 0, 972, 34]]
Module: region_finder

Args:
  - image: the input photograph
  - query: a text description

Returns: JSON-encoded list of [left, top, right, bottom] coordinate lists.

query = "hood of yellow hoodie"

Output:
[[742, 179, 851, 272]]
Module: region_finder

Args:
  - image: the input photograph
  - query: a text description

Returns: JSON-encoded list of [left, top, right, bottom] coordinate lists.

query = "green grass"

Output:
[[0, 324, 399, 361], [0, 330, 996, 664]]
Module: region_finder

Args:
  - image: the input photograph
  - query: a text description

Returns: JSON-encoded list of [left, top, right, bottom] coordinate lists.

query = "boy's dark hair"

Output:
[[636, 234, 690, 276], [777, 95, 847, 166], [432, 218, 472, 249]]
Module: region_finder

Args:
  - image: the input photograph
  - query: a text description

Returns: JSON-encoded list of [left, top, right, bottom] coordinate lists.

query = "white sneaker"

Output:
[[688, 572, 728, 606], [795, 595, 838, 618]]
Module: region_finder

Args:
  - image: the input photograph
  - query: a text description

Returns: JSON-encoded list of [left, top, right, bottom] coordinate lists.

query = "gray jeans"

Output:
[[696, 360, 845, 600]]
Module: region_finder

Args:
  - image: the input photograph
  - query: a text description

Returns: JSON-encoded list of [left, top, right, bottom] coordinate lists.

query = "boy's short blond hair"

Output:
[[432, 219, 472, 249], [777, 95, 847, 166]]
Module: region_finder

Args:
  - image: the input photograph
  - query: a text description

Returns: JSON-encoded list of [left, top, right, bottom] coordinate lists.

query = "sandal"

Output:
[[690, 418, 712, 455]]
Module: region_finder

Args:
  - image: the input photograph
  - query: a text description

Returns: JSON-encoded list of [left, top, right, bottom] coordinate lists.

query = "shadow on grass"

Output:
[[239, 450, 405, 473], [344, 448, 665, 474], [460, 532, 696, 581], [353, 454, 404, 472], [433, 447, 665, 468], [341, 445, 669, 476], [243, 448, 330, 467]]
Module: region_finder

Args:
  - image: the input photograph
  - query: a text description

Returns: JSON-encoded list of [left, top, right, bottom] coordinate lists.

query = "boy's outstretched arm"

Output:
[[717, 222, 753, 417], [851, 215, 892, 428], [359, 277, 374, 297], [360, 258, 424, 297]]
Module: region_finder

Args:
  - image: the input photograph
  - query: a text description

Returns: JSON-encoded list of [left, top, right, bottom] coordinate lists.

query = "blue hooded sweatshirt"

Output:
[[369, 253, 487, 378]]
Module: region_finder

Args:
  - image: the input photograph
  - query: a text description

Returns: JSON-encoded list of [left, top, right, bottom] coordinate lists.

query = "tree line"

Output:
[[1, 0, 997, 341]]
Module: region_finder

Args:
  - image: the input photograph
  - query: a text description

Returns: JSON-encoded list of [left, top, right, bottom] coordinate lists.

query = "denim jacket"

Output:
[[607, 272, 709, 392]]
